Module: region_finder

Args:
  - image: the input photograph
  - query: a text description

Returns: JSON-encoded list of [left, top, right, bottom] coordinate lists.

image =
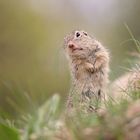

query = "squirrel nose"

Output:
[[68, 41, 74, 49], [68, 41, 75, 49], [68, 43, 74, 49]]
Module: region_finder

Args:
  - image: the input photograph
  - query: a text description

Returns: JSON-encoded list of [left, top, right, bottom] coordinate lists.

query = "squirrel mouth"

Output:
[[68, 41, 83, 52], [72, 47, 83, 52]]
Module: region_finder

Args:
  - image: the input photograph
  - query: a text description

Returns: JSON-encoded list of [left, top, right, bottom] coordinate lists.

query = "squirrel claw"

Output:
[[85, 62, 94, 73]]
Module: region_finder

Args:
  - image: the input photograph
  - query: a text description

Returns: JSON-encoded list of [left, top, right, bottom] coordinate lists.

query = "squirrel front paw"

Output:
[[85, 62, 94, 73]]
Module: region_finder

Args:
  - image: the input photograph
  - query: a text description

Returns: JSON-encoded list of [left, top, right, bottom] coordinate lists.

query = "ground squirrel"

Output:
[[64, 30, 110, 114]]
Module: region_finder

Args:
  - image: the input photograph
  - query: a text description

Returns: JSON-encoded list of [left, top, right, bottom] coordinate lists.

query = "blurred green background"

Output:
[[0, 0, 140, 119]]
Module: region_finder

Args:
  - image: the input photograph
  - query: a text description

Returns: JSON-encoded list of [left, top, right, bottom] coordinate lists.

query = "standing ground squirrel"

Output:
[[64, 30, 110, 114]]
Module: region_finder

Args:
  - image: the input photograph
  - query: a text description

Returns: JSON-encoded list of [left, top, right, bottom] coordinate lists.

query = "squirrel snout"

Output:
[[68, 43, 75, 49], [68, 41, 75, 49], [68, 41, 83, 52]]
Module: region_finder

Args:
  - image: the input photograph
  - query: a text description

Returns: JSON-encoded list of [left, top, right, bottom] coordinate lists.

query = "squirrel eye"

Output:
[[76, 32, 80, 38]]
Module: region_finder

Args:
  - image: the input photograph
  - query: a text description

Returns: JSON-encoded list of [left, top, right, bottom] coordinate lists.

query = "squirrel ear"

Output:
[[83, 31, 88, 36]]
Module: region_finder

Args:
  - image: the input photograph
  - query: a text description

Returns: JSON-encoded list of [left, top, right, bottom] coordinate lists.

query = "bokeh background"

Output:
[[0, 0, 140, 119]]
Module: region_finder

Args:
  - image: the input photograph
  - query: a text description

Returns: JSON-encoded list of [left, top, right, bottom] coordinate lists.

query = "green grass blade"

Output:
[[124, 23, 140, 52], [0, 122, 20, 140]]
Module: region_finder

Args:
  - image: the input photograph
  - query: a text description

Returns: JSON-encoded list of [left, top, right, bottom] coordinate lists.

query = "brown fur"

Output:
[[64, 30, 110, 114], [111, 66, 140, 100]]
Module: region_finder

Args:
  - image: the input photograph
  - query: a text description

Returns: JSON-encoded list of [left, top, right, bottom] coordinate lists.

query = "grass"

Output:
[[0, 121, 19, 140], [1, 91, 140, 140]]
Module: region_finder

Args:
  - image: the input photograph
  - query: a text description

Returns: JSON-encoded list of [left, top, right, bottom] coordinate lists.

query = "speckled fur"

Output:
[[64, 30, 110, 114]]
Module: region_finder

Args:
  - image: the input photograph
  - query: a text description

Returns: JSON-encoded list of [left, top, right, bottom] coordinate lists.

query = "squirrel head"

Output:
[[64, 30, 100, 60]]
